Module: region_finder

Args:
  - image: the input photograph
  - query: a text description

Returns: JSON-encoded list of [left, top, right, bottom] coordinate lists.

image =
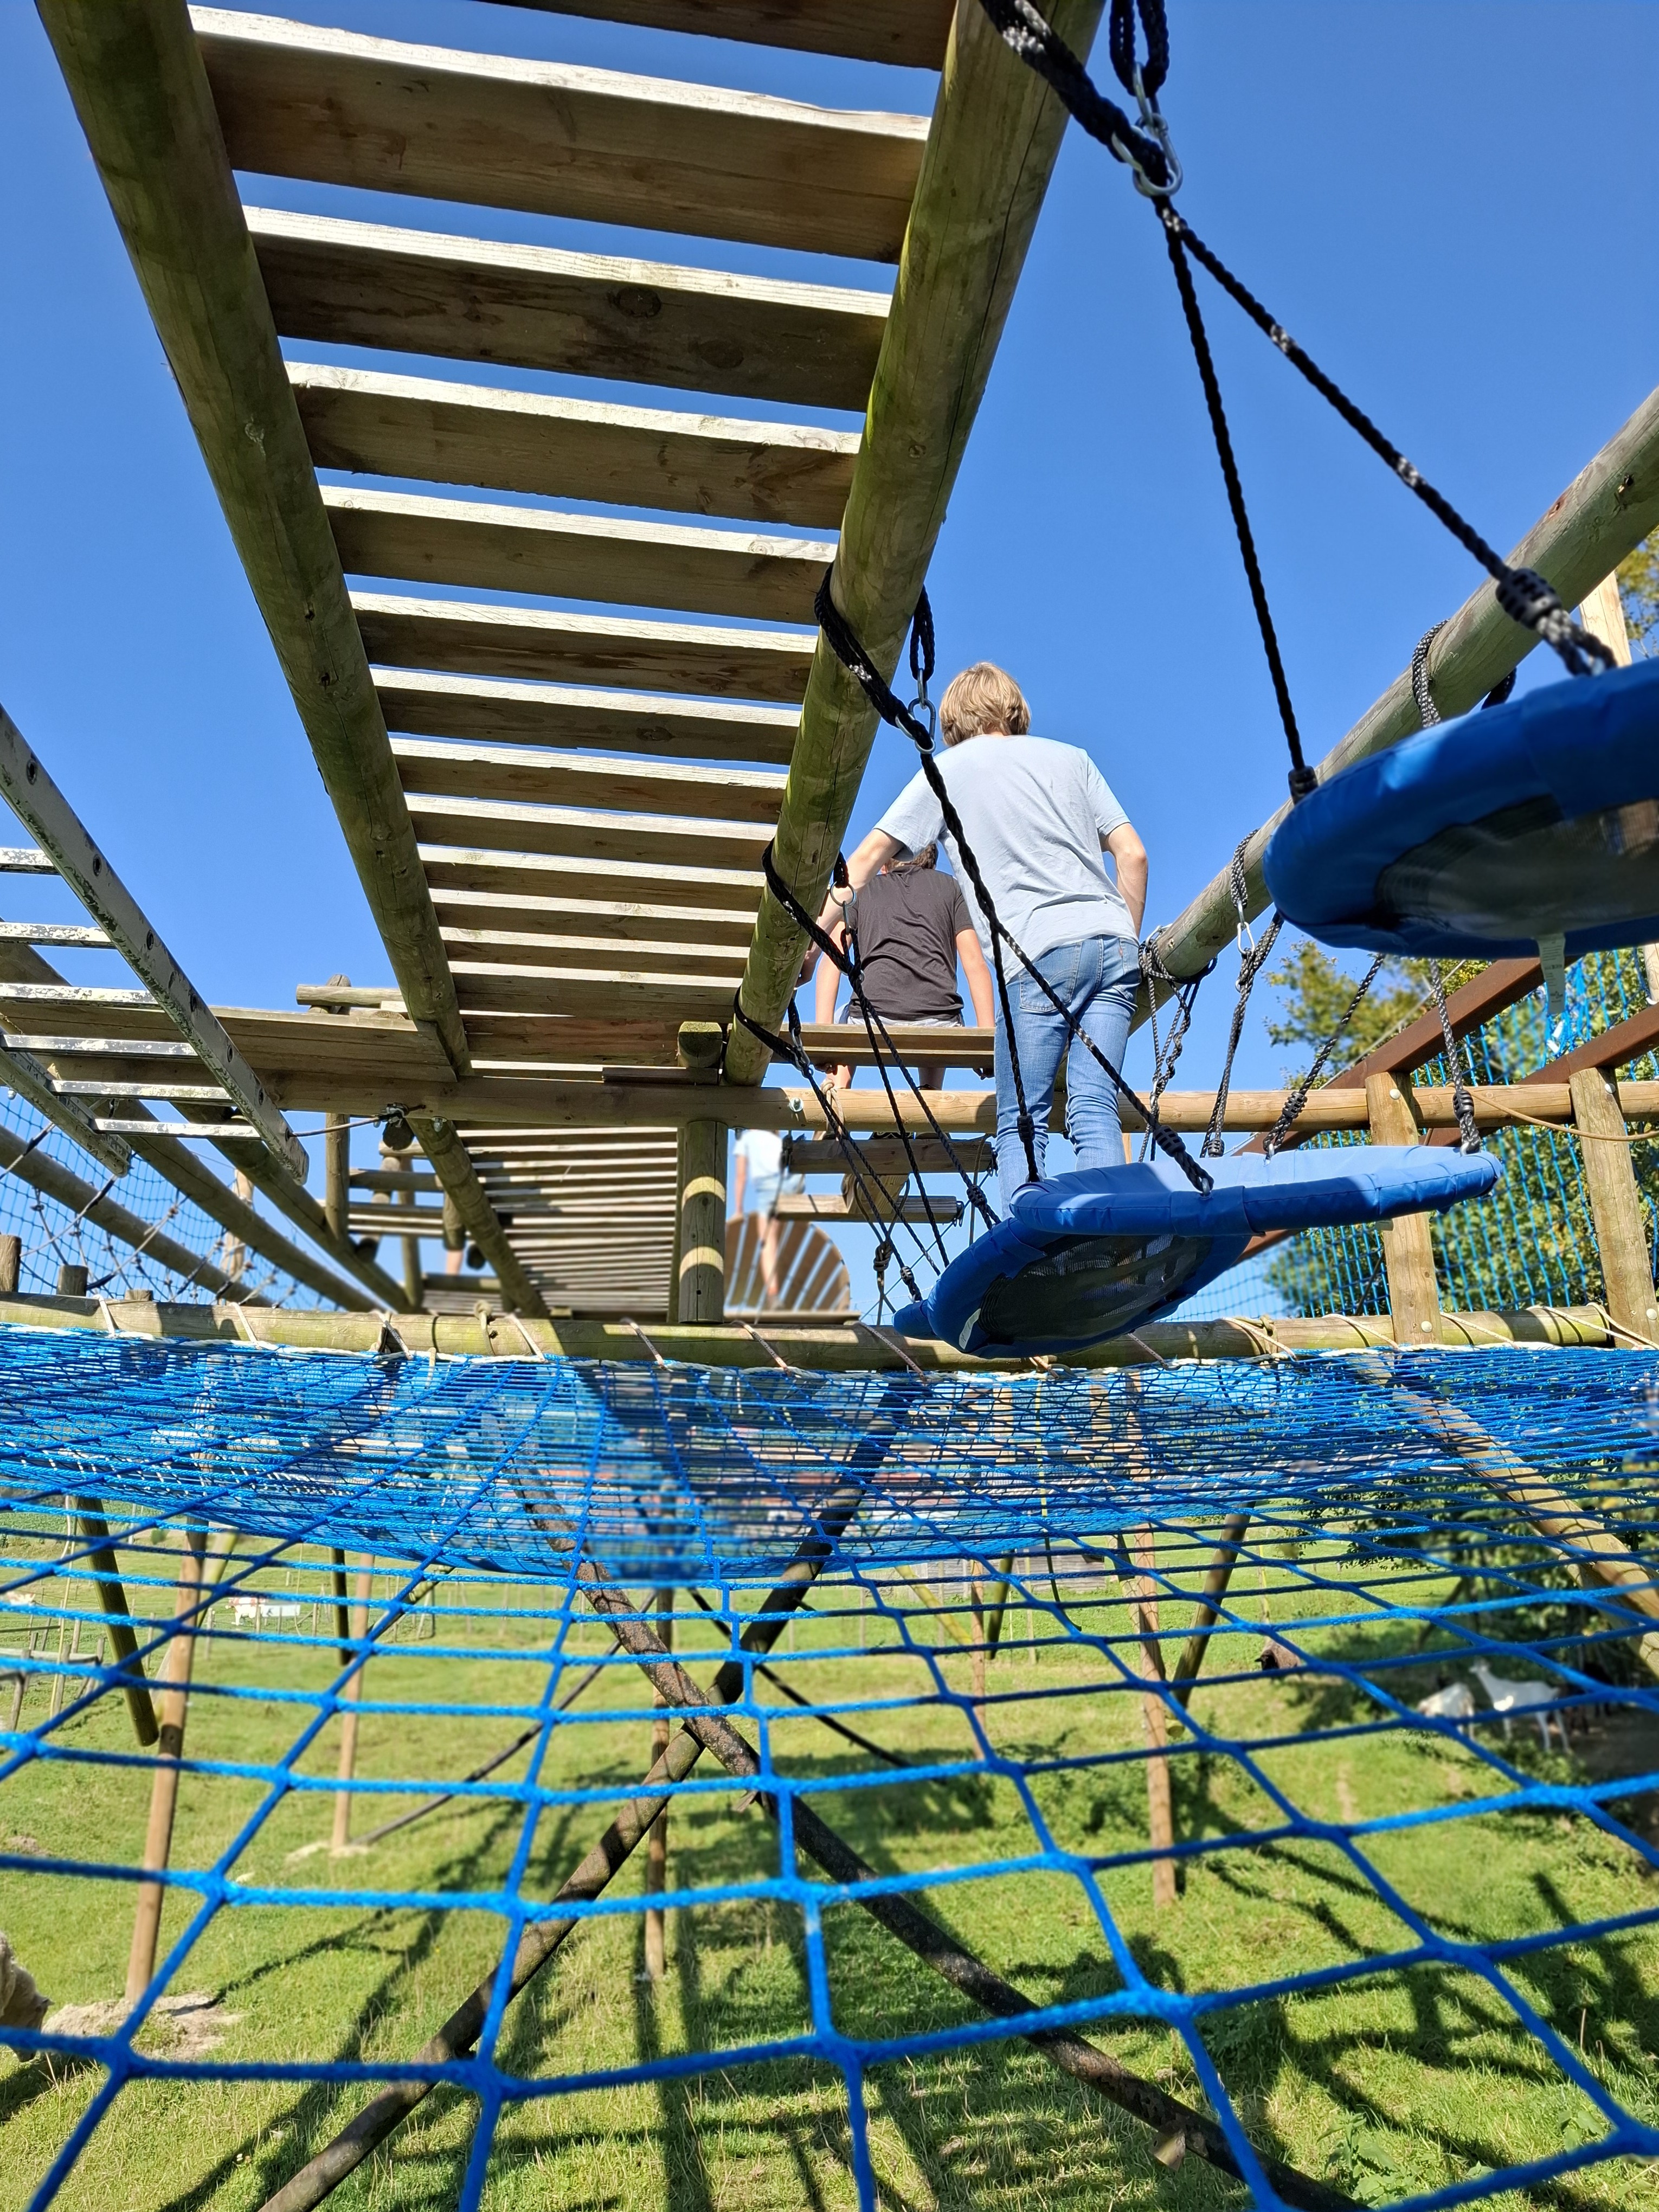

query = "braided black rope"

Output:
[[1139, 934, 1209, 1134], [979, 0, 1174, 192], [814, 573, 1212, 1196], [1262, 953, 1388, 1158], [1425, 960, 1482, 1154], [1203, 840, 1285, 1157]]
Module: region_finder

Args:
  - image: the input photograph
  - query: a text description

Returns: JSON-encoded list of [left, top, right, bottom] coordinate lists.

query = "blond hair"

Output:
[[938, 662, 1030, 747]]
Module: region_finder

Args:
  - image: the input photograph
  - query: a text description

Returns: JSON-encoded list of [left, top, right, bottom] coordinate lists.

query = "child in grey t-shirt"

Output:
[[827, 661, 1148, 1210]]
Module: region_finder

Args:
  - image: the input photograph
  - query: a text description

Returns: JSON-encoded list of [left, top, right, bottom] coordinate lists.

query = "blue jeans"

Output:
[[994, 934, 1141, 1210]]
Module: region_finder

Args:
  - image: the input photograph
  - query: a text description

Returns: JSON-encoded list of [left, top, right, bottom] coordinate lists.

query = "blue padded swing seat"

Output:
[[892, 1146, 1499, 1358], [1263, 654, 1659, 961]]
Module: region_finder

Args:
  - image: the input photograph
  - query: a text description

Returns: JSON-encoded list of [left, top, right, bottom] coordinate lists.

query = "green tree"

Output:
[[1263, 941, 1477, 1075], [1618, 526, 1659, 658]]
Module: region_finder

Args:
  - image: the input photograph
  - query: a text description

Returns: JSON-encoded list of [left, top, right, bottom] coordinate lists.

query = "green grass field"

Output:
[[3, 1537, 1657, 2212]]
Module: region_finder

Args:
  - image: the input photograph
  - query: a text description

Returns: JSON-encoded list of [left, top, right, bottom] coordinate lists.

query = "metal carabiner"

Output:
[[1114, 66, 1182, 198], [906, 692, 939, 745]]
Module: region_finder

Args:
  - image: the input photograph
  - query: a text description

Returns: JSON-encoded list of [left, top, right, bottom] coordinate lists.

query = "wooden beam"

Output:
[[375, 670, 798, 767], [402, 792, 771, 871], [444, 927, 745, 976], [249, 206, 888, 413], [0, 1294, 1613, 1366], [676, 1118, 727, 1324], [390, 737, 787, 824], [197, 10, 927, 262], [355, 593, 814, 703], [1147, 387, 1659, 1002], [410, 1113, 550, 1318], [430, 888, 757, 950], [293, 365, 859, 531], [453, 962, 738, 1020], [482, 1, 953, 70], [420, 843, 762, 914], [324, 487, 833, 627], [1527, 1000, 1659, 1084], [1568, 1069, 1659, 1344], [38, 3, 467, 1075], [1366, 1075, 1442, 1346], [726, 0, 1108, 1080]]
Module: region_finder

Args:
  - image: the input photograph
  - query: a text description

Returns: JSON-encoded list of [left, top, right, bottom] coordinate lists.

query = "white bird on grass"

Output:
[[1469, 1660, 1569, 1752]]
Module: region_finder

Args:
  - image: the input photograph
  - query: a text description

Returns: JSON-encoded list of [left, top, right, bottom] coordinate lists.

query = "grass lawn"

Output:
[[2, 1527, 1657, 2212]]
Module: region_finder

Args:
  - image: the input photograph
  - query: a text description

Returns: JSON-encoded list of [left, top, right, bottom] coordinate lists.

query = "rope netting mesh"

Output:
[[3, 1329, 1658, 2210]]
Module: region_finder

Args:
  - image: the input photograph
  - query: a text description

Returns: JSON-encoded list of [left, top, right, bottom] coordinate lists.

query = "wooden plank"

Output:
[[727, 0, 1109, 1078], [794, 1020, 993, 1067], [461, 1018, 682, 1065], [325, 486, 833, 625], [296, 365, 857, 531], [420, 841, 762, 912], [248, 207, 888, 413], [1147, 385, 1659, 1002], [403, 790, 772, 869], [411, 1111, 550, 1316], [467, 1, 952, 70], [0, 703, 307, 1180], [1367, 1075, 1442, 1345], [198, 10, 926, 262], [1568, 1068, 1659, 1343], [391, 736, 787, 823], [443, 925, 745, 976], [375, 668, 798, 766], [355, 592, 814, 702], [452, 961, 740, 1019], [430, 886, 757, 949], [39, 7, 467, 1075]]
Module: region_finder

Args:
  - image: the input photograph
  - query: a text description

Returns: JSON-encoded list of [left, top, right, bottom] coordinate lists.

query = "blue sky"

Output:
[[1, 1, 1655, 1307]]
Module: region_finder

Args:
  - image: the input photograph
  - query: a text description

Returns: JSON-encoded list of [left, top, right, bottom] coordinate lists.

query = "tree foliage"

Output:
[[1263, 941, 1477, 1073], [1618, 526, 1658, 659]]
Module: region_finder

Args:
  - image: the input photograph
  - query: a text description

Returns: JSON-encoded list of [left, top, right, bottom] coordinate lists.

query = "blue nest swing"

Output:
[[1264, 655, 1659, 966], [892, 1144, 1498, 1358]]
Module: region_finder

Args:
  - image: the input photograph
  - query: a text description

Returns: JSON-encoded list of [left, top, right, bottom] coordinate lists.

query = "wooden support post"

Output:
[[331, 1565, 374, 1854], [1366, 1075, 1442, 1345], [1170, 1516, 1251, 1707], [1129, 1529, 1177, 1908], [73, 1497, 158, 1745], [57, 1263, 88, 1297], [0, 1234, 17, 1294], [330, 1548, 351, 1669], [644, 1584, 673, 1982], [395, 1180, 424, 1312], [1570, 1069, 1659, 1345], [126, 1526, 208, 2003], [676, 1121, 727, 1324], [324, 1115, 350, 1244]]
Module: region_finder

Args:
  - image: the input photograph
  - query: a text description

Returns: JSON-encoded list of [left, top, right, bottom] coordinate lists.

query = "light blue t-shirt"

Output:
[[877, 735, 1134, 963]]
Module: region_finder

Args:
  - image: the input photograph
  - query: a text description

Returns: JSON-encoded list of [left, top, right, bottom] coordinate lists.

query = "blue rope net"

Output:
[[3, 1329, 1658, 2209]]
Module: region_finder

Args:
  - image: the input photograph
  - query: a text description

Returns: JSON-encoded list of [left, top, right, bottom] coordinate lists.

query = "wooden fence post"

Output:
[[1570, 1069, 1659, 1345], [73, 1497, 158, 1745], [323, 1114, 350, 1243], [644, 1585, 674, 1980], [126, 1526, 208, 2003], [1365, 1074, 1442, 1345], [332, 1565, 374, 1854], [677, 1122, 727, 1324]]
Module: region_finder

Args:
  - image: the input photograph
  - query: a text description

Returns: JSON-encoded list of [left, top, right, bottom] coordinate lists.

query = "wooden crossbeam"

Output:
[[294, 365, 859, 531], [452, 962, 738, 1019], [355, 593, 814, 703], [324, 486, 834, 626], [403, 793, 770, 871], [377, 670, 799, 766], [248, 207, 888, 413], [390, 737, 787, 824], [443, 927, 745, 976], [38, 7, 468, 1076], [457, 1, 954, 70], [429, 888, 757, 949], [198, 10, 927, 261], [420, 843, 762, 912]]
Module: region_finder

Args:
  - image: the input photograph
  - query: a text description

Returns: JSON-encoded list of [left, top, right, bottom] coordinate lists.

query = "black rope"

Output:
[[1203, 840, 1284, 1157], [1139, 935, 1209, 1137], [1425, 960, 1482, 1154], [1262, 954, 1387, 1158], [814, 575, 1211, 1197], [979, 0, 1175, 195]]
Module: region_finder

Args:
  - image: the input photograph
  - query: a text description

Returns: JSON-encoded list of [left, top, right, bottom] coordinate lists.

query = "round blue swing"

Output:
[[891, 1146, 1499, 1359], [1263, 655, 1659, 964]]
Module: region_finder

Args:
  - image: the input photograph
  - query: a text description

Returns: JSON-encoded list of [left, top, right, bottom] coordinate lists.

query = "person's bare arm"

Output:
[[813, 921, 846, 1027], [731, 1153, 747, 1215], [1105, 823, 1148, 936], [815, 827, 903, 931], [956, 929, 995, 1029]]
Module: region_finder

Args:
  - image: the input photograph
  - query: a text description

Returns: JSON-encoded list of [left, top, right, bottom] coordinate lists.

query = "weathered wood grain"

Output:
[[390, 735, 787, 822], [430, 886, 757, 948], [403, 790, 771, 869], [490, 0, 953, 69], [375, 668, 798, 764]]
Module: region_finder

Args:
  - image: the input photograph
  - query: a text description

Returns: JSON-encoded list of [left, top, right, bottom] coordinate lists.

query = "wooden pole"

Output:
[[324, 1116, 350, 1244], [126, 1526, 208, 2003], [676, 1121, 728, 1324], [644, 1585, 673, 1982], [0, 1234, 17, 1294], [1129, 1529, 1178, 1909], [330, 1548, 351, 1669], [72, 1498, 159, 1745], [1568, 1069, 1659, 1345], [1170, 1516, 1251, 1706], [1142, 388, 1659, 1012], [331, 1566, 374, 1855], [394, 1178, 424, 1313], [1366, 1075, 1442, 1346], [410, 1113, 549, 1319], [725, 0, 1109, 1079]]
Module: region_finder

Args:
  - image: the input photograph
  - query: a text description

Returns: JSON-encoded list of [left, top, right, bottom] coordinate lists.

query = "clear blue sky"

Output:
[[1, 2, 1655, 1303]]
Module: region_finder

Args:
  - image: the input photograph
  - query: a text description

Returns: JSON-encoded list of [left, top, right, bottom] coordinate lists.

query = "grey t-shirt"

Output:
[[877, 735, 1134, 963]]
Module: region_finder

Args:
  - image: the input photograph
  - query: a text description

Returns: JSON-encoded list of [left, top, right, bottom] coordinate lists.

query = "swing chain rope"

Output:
[[1262, 953, 1388, 1158], [1425, 960, 1483, 1154], [1139, 935, 1207, 1134], [812, 574, 1211, 1196], [1203, 840, 1285, 1157]]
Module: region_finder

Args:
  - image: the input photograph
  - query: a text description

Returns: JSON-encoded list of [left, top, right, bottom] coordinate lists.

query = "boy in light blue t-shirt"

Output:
[[827, 661, 1148, 1210]]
